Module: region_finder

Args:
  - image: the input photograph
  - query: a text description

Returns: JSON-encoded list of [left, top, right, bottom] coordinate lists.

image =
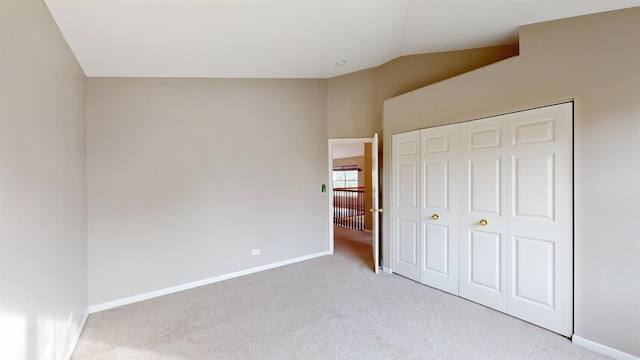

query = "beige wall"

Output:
[[383, 7, 640, 357], [0, 1, 88, 359], [327, 45, 520, 139], [327, 44, 520, 284], [87, 78, 329, 304], [328, 68, 381, 138]]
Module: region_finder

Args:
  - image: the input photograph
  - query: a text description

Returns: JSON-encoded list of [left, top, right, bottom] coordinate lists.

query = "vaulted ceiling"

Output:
[[44, 0, 640, 79]]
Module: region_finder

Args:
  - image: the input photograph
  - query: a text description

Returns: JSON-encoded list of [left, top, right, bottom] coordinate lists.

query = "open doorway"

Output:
[[328, 136, 380, 273]]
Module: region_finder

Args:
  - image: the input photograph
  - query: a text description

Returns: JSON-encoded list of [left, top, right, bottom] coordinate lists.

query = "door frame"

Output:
[[328, 136, 379, 272]]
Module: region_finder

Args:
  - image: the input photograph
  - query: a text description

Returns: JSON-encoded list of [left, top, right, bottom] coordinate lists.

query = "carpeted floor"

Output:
[[332, 224, 374, 270], [72, 227, 606, 359]]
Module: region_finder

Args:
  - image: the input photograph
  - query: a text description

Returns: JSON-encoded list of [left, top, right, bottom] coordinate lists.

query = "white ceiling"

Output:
[[44, 0, 640, 79]]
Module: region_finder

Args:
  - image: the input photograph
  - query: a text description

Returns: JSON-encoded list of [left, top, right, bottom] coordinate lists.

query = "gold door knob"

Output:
[[479, 219, 488, 226], [431, 214, 439, 220], [370, 208, 383, 213]]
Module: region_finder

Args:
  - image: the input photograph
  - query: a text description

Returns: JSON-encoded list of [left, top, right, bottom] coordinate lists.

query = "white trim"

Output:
[[573, 335, 639, 360], [64, 308, 89, 360], [382, 267, 393, 274], [328, 140, 335, 255], [89, 251, 331, 313], [330, 137, 374, 145]]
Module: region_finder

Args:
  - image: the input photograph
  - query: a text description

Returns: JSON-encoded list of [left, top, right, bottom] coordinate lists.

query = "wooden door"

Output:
[[391, 130, 421, 281], [459, 117, 508, 312], [420, 125, 459, 295], [371, 134, 380, 273], [505, 103, 573, 336]]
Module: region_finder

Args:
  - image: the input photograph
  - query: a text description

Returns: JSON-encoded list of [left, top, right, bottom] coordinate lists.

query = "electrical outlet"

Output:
[[252, 249, 260, 255]]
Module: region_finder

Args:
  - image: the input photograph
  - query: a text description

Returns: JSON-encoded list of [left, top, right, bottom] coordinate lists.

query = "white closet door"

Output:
[[506, 103, 573, 336], [420, 125, 459, 295], [391, 130, 421, 282], [459, 117, 508, 312], [391, 103, 573, 337]]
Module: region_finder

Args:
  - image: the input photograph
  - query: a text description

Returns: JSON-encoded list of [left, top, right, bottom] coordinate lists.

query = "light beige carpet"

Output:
[[72, 227, 606, 359]]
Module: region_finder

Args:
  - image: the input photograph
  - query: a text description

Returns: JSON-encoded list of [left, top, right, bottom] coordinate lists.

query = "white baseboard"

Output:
[[382, 267, 393, 274], [573, 335, 639, 360], [89, 251, 332, 314], [64, 308, 89, 360]]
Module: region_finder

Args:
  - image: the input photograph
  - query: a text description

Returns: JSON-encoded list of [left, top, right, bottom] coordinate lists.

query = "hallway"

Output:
[[333, 225, 374, 271]]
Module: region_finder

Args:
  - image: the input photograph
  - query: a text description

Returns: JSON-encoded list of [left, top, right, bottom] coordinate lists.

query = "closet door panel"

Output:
[[397, 220, 419, 267], [424, 223, 448, 273], [506, 103, 573, 336], [512, 235, 554, 307], [459, 117, 507, 312], [420, 125, 459, 295], [392, 131, 421, 282], [468, 230, 502, 292], [469, 158, 502, 214], [512, 155, 554, 220]]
